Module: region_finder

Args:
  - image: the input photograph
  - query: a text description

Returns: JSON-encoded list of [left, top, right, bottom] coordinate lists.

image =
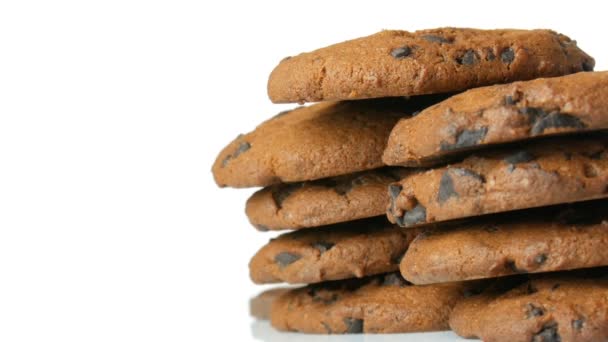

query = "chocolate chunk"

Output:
[[271, 183, 303, 208], [311, 241, 334, 254], [422, 34, 452, 44], [221, 141, 251, 167], [438, 171, 457, 203], [453, 168, 485, 182], [274, 252, 301, 268], [485, 48, 496, 61], [457, 49, 478, 65], [505, 95, 517, 105], [532, 323, 561, 342], [388, 184, 403, 201], [440, 127, 488, 151], [382, 273, 409, 286], [391, 46, 412, 59], [530, 112, 586, 135], [582, 60, 594, 71], [505, 151, 535, 166], [343, 318, 364, 333], [526, 303, 545, 318], [396, 203, 427, 227], [307, 287, 339, 305], [501, 47, 515, 63], [572, 318, 584, 330], [535, 254, 548, 265]]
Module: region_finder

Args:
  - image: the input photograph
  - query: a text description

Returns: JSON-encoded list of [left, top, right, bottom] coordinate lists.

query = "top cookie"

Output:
[[212, 96, 443, 188], [268, 28, 594, 103], [384, 71, 608, 167]]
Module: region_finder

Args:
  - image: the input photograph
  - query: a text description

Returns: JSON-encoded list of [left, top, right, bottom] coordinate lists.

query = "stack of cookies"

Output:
[[212, 28, 608, 340]]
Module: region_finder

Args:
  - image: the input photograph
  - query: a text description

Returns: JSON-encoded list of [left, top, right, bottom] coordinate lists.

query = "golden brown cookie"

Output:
[[384, 71, 608, 167], [270, 273, 474, 334], [250, 288, 290, 320], [387, 135, 608, 227], [246, 168, 411, 231], [268, 28, 593, 103], [401, 200, 608, 284], [450, 269, 608, 342], [249, 218, 418, 284], [212, 96, 442, 188]]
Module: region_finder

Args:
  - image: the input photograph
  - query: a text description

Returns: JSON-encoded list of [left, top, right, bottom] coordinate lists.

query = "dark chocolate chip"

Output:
[[501, 47, 515, 63], [382, 273, 409, 286], [453, 168, 485, 182], [532, 323, 561, 342], [391, 46, 412, 59], [505, 95, 517, 105], [343, 318, 364, 333], [307, 287, 339, 305], [438, 171, 457, 204], [311, 241, 334, 254], [572, 318, 584, 330], [271, 183, 303, 209], [456, 49, 478, 65], [527, 303, 545, 318], [388, 184, 403, 201], [396, 204, 427, 227], [274, 252, 301, 268], [505, 259, 527, 273], [505, 151, 535, 165], [535, 254, 547, 265], [221, 141, 251, 167], [531, 112, 586, 135], [582, 60, 594, 71], [422, 34, 452, 44], [486, 48, 496, 61], [440, 127, 488, 151]]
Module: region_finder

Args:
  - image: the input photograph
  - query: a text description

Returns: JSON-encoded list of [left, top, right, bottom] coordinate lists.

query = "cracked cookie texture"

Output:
[[384, 71, 608, 167], [270, 272, 474, 334], [249, 218, 418, 284], [268, 28, 594, 103], [212, 96, 442, 188], [246, 168, 411, 231], [400, 200, 608, 284], [450, 269, 608, 342], [387, 135, 608, 227]]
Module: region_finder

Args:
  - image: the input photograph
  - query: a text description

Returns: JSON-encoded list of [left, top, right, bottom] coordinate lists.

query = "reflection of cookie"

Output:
[[384, 71, 608, 167], [450, 269, 608, 342], [249, 218, 418, 284], [246, 168, 410, 231], [271, 273, 472, 334], [387, 135, 608, 227], [250, 288, 290, 320], [212, 96, 442, 188], [401, 200, 608, 284], [268, 28, 593, 103]]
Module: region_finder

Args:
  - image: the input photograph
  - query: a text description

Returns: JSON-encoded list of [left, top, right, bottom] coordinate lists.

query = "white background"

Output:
[[0, 1, 604, 341]]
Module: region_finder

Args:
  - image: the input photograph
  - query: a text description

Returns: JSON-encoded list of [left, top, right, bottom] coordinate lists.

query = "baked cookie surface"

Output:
[[249, 218, 418, 284], [387, 135, 608, 227], [270, 272, 472, 334], [400, 201, 608, 284], [268, 28, 594, 103], [213, 97, 441, 188], [246, 168, 410, 231], [250, 288, 290, 320], [384, 71, 608, 167]]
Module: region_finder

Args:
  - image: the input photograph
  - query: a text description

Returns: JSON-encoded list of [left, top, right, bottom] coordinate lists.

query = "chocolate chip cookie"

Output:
[[268, 28, 593, 103], [450, 269, 608, 342], [270, 272, 473, 334], [246, 168, 411, 231], [250, 288, 290, 320], [249, 218, 418, 284], [213, 96, 442, 188], [401, 200, 608, 284], [384, 71, 608, 167], [387, 135, 608, 227]]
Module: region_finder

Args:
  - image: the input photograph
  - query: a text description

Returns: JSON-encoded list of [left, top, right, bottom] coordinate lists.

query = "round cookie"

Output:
[[401, 200, 608, 284], [246, 167, 411, 231], [250, 288, 290, 320], [212, 96, 442, 188], [450, 270, 608, 342], [270, 272, 473, 334], [387, 135, 608, 227], [268, 28, 594, 103], [384, 71, 608, 167], [249, 218, 419, 284]]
